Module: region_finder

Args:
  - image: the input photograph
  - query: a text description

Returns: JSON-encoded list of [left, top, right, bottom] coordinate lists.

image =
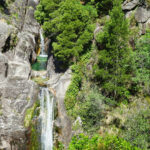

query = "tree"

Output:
[[94, 0, 132, 101], [34, 0, 62, 24], [122, 109, 150, 149], [35, 0, 97, 65], [132, 31, 150, 95], [81, 0, 113, 16], [36, 0, 97, 65]]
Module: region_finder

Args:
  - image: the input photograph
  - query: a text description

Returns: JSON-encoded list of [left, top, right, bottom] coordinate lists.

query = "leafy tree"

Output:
[[94, 0, 132, 101], [35, 0, 97, 65], [122, 109, 150, 149], [76, 87, 115, 132], [35, 0, 62, 24], [132, 31, 150, 95], [81, 0, 113, 15]]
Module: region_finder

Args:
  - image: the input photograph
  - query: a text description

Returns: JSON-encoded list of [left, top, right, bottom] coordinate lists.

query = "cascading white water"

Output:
[[40, 29, 48, 57], [40, 88, 54, 150]]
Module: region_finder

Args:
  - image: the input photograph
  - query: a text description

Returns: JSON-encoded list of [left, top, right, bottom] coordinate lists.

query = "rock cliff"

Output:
[[0, 0, 40, 149]]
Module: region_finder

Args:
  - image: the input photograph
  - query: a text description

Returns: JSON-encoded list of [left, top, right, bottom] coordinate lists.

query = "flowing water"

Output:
[[32, 29, 48, 70], [40, 88, 54, 150], [39, 29, 48, 58]]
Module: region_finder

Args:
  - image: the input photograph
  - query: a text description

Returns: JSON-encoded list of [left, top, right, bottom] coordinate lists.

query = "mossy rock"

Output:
[[32, 76, 49, 86]]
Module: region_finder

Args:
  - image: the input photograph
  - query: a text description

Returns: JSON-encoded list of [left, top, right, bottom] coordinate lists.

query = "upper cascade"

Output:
[[39, 29, 48, 58]]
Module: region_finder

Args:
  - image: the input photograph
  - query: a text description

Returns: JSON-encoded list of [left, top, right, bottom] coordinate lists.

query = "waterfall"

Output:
[[40, 88, 54, 150], [39, 29, 48, 57]]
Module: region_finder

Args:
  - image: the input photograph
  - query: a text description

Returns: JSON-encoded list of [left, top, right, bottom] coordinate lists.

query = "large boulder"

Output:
[[135, 7, 150, 23], [122, 0, 139, 11], [47, 69, 72, 148]]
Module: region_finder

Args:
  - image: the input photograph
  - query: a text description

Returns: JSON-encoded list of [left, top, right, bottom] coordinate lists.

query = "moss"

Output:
[[31, 76, 49, 86], [30, 123, 40, 150], [27, 97, 31, 101], [12, 13, 19, 19], [145, 96, 150, 104], [0, 110, 3, 116], [146, 0, 150, 6], [24, 103, 37, 128], [24, 100, 40, 149]]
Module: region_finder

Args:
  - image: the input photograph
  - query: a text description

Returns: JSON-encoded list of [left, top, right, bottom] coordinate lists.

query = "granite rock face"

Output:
[[135, 7, 150, 23], [0, 0, 40, 149], [122, 0, 139, 10], [47, 57, 72, 148], [123, 0, 150, 33]]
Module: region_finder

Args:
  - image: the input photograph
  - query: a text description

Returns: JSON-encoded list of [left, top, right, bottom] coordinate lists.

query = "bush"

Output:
[[65, 64, 82, 113], [76, 87, 111, 132], [68, 133, 140, 150], [122, 109, 150, 149]]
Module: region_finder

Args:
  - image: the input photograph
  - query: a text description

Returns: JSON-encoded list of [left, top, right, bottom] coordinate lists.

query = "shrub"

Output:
[[76, 87, 111, 132], [68, 134, 140, 150], [122, 109, 150, 149], [65, 64, 82, 113]]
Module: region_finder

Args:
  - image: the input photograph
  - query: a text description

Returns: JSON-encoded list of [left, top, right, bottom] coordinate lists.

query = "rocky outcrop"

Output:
[[0, 0, 40, 149], [122, 0, 139, 10], [123, 0, 150, 34], [47, 57, 72, 148], [135, 7, 150, 23]]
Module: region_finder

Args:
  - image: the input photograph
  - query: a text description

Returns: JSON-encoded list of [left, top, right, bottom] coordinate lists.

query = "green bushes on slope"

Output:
[[132, 31, 150, 95], [65, 64, 82, 113], [68, 134, 140, 150], [122, 109, 150, 149]]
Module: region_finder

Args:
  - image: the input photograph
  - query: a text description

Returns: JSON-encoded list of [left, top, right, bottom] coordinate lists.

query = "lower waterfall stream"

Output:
[[40, 88, 54, 150]]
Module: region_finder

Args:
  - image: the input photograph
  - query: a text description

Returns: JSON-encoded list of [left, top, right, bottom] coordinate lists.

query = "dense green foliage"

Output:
[[122, 109, 150, 149], [133, 31, 150, 95], [75, 86, 116, 132], [65, 64, 82, 112], [35, 0, 97, 65], [94, 0, 132, 101], [68, 134, 140, 150], [35, 0, 150, 149], [82, 0, 113, 15]]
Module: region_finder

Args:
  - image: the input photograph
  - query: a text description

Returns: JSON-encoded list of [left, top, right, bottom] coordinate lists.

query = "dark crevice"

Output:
[[0, 0, 10, 15], [29, 52, 33, 65], [47, 39, 68, 73], [2, 36, 11, 53], [5, 63, 8, 78]]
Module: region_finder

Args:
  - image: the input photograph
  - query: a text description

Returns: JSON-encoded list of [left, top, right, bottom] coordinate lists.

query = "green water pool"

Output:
[[32, 56, 48, 71]]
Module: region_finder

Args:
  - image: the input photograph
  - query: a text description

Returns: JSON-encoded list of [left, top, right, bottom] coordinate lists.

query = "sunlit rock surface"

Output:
[[0, 0, 40, 149]]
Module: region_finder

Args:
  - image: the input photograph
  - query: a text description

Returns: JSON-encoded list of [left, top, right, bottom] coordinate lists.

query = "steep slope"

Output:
[[0, 0, 40, 149]]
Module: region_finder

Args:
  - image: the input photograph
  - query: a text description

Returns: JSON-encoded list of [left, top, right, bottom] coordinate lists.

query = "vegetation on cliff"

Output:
[[35, 0, 150, 149]]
